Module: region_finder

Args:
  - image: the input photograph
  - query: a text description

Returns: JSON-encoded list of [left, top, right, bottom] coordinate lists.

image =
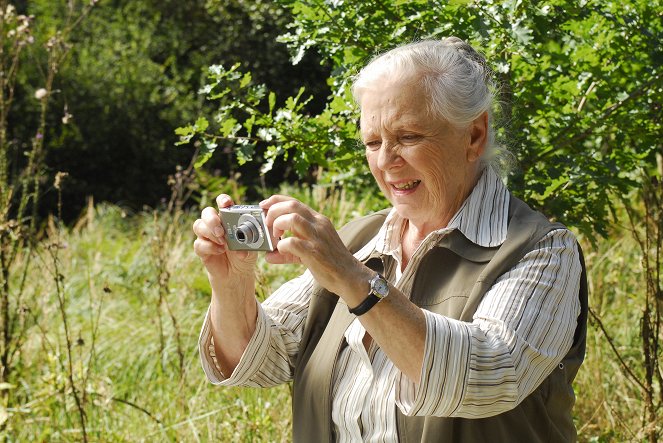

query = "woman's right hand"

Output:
[[192, 194, 258, 284]]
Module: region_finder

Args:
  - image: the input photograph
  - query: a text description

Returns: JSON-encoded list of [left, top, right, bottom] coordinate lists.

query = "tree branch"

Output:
[[544, 72, 663, 160], [589, 306, 648, 393]]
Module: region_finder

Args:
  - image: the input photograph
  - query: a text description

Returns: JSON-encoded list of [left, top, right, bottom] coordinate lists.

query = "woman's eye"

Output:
[[400, 134, 421, 143], [364, 140, 381, 150]]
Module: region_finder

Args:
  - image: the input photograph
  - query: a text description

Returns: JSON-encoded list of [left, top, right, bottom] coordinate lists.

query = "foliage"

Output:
[[175, 63, 360, 180], [620, 175, 663, 441], [0, 1, 97, 438], [0, 193, 656, 441], [178, 0, 662, 239], [576, 187, 662, 440], [174, 6, 663, 437], [9, 0, 329, 220], [5, 187, 384, 440], [2, 202, 293, 440], [0, 0, 660, 441]]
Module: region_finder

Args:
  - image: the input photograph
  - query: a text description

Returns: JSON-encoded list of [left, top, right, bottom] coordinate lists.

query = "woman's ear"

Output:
[[466, 111, 488, 162]]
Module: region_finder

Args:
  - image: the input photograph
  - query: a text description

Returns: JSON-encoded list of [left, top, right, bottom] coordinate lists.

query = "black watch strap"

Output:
[[348, 293, 382, 316], [348, 273, 389, 316]]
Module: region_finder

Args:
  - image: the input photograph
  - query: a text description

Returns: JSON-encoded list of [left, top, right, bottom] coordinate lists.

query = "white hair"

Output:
[[352, 37, 511, 173]]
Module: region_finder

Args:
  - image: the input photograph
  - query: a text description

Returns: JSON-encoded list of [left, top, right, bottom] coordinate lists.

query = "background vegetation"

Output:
[[6, 0, 330, 221], [1, 0, 661, 441]]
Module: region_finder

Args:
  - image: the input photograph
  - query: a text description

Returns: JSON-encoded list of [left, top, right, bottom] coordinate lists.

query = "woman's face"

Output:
[[360, 76, 486, 234]]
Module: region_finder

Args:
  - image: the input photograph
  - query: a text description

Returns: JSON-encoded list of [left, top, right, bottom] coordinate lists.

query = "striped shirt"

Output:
[[198, 167, 582, 441]]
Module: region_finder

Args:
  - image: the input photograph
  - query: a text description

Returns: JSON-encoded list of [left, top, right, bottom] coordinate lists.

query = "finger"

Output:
[[216, 194, 235, 209], [264, 199, 317, 238], [259, 194, 296, 210], [193, 238, 226, 258], [199, 207, 226, 244], [261, 196, 304, 227], [270, 237, 310, 263], [193, 218, 225, 246], [272, 212, 316, 240], [265, 250, 302, 265], [193, 212, 226, 245]]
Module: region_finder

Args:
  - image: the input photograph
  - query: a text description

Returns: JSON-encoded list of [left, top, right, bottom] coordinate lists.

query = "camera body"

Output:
[[218, 205, 275, 252]]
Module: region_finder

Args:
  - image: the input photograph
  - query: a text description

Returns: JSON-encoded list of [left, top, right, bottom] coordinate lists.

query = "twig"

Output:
[[144, 405, 234, 436], [605, 400, 638, 441], [588, 307, 648, 393], [576, 81, 597, 113], [81, 264, 105, 408], [50, 232, 88, 443], [523, 71, 663, 171], [547, 72, 663, 159], [98, 394, 163, 426], [577, 399, 606, 435]]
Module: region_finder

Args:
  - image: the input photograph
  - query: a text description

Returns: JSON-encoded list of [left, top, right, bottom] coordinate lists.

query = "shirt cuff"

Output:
[[198, 302, 271, 387], [396, 309, 470, 417]]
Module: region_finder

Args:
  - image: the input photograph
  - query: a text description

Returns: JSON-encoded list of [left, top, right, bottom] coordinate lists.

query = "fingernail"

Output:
[[213, 227, 224, 238]]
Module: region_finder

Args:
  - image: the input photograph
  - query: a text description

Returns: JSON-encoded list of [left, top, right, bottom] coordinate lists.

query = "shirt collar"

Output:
[[372, 166, 510, 256], [446, 166, 510, 247]]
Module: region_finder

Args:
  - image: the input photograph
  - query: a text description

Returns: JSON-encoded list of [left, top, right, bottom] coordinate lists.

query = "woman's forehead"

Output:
[[360, 91, 436, 130]]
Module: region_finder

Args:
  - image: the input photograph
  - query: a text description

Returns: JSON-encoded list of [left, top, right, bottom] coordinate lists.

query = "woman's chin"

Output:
[[392, 202, 424, 219]]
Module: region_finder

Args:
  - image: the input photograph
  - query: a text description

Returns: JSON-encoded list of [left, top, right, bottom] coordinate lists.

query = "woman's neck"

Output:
[[400, 166, 484, 268], [401, 221, 427, 270]]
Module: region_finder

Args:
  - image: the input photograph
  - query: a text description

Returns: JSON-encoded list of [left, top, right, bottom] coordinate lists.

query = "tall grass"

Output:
[[575, 195, 661, 441], [12, 202, 293, 442], [576, 232, 649, 441], [5, 187, 660, 442]]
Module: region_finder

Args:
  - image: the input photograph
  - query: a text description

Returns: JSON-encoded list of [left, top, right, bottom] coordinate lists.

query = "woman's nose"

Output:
[[377, 142, 403, 170]]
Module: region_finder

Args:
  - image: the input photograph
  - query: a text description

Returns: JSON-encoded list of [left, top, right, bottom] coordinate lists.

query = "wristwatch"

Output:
[[348, 273, 389, 316]]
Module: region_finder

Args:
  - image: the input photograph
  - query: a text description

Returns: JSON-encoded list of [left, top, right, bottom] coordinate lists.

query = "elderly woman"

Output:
[[193, 37, 587, 442]]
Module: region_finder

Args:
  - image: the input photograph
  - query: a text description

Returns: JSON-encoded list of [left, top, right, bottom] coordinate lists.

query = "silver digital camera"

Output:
[[218, 205, 275, 252]]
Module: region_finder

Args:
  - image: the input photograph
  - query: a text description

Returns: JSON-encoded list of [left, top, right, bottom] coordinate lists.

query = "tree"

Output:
[[181, 0, 662, 239], [177, 1, 662, 439], [14, 0, 330, 220]]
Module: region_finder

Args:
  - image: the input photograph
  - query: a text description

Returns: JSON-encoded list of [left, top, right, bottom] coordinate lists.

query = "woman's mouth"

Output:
[[391, 180, 421, 192]]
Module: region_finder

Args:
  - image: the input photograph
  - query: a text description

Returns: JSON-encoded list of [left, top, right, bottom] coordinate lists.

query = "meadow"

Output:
[[5, 185, 659, 442], [3, 1, 660, 441]]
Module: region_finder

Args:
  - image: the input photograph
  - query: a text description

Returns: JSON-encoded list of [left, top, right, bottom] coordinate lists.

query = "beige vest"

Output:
[[292, 196, 588, 442]]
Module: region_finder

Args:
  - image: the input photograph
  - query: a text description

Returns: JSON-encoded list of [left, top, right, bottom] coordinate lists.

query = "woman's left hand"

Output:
[[262, 195, 426, 383], [260, 195, 371, 298]]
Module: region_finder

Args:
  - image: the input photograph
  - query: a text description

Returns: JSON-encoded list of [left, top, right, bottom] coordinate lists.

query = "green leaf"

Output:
[[194, 117, 209, 132], [219, 118, 239, 137], [244, 114, 256, 136], [240, 72, 252, 88], [511, 21, 533, 45], [268, 92, 276, 113], [209, 87, 231, 100], [174, 125, 193, 136], [194, 139, 218, 169], [174, 124, 194, 145], [329, 94, 350, 114], [236, 140, 256, 164]]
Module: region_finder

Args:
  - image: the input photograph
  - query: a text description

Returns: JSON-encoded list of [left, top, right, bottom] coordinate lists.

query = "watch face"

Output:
[[372, 275, 389, 298]]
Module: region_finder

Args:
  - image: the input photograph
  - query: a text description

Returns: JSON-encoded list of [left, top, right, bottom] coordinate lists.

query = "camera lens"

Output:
[[236, 221, 259, 244]]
